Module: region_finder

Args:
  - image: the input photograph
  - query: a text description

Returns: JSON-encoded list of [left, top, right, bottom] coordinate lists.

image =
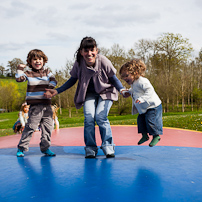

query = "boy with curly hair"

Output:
[[15, 49, 57, 157]]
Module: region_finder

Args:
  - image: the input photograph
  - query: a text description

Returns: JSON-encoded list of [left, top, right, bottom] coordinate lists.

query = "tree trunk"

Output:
[[69, 107, 72, 118], [58, 94, 62, 115]]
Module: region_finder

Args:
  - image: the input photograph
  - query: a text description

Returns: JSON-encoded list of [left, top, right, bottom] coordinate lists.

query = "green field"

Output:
[[0, 108, 201, 137], [0, 78, 202, 137]]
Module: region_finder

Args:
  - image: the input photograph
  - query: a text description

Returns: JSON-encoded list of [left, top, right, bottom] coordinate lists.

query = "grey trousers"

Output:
[[18, 104, 53, 152]]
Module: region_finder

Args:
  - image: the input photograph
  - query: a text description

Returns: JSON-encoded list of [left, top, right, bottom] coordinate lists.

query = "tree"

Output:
[[0, 81, 20, 112], [155, 33, 193, 112], [0, 65, 5, 76], [134, 39, 155, 78], [134, 39, 153, 63], [7, 58, 24, 77], [99, 47, 110, 56], [193, 88, 202, 110], [106, 44, 127, 71], [104, 44, 130, 114], [53, 60, 76, 118]]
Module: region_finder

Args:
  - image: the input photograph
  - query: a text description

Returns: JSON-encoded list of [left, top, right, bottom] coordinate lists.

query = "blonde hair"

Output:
[[51, 104, 59, 120], [119, 58, 146, 80]]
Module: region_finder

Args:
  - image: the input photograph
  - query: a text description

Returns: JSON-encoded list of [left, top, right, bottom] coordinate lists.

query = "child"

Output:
[[15, 49, 57, 157], [13, 103, 29, 134], [51, 104, 59, 130], [119, 59, 163, 147]]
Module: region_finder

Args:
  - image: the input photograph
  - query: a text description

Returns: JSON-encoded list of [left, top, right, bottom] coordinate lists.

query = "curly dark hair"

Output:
[[26, 49, 48, 68], [75, 37, 97, 65], [119, 58, 146, 80]]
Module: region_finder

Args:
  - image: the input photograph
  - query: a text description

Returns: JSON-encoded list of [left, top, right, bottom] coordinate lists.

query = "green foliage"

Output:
[[193, 88, 202, 110], [157, 32, 193, 61], [0, 78, 27, 110], [0, 108, 202, 137], [0, 81, 21, 111], [7, 58, 24, 76]]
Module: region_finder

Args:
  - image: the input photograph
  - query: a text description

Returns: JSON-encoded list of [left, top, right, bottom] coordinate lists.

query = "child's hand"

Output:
[[120, 89, 131, 98], [17, 64, 26, 69], [135, 99, 141, 104], [44, 89, 58, 98]]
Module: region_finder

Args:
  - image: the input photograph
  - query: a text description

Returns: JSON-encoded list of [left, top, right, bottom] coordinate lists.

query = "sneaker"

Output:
[[149, 135, 161, 147], [85, 148, 97, 159], [85, 155, 96, 159], [138, 133, 149, 145], [106, 154, 115, 158], [138, 136, 149, 145], [42, 149, 56, 156], [17, 149, 24, 157]]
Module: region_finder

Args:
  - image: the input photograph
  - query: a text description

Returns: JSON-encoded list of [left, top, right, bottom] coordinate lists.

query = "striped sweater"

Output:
[[15, 66, 57, 105]]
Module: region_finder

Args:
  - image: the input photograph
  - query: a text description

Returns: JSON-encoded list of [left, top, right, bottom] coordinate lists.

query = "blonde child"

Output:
[[13, 103, 29, 133], [119, 59, 163, 147], [15, 49, 57, 157], [51, 104, 59, 130]]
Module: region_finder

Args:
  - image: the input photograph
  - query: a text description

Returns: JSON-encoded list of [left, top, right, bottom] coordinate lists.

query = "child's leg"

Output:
[[18, 126, 35, 151], [149, 135, 161, 147], [17, 105, 42, 153], [39, 105, 55, 155], [138, 133, 149, 145], [137, 114, 149, 145], [145, 104, 163, 147]]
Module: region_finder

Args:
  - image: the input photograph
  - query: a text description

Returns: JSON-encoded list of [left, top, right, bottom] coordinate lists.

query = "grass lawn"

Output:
[[0, 108, 202, 137]]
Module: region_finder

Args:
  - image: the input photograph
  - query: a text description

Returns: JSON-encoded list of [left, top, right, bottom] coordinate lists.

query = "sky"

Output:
[[0, 0, 202, 72]]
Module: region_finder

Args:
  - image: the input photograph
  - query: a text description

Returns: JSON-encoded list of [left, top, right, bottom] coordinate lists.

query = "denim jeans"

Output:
[[83, 93, 115, 156], [137, 104, 163, 135]]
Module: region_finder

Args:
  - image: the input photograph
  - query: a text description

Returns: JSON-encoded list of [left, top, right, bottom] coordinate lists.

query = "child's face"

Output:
[[31, 57, 44, 70], [121, 71, 135, 85], [80, 47, 98, 67], [24, 106, 29, 113]]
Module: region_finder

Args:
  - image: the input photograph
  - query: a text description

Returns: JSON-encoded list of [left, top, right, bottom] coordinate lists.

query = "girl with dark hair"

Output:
[[44, 37, 126, 158]]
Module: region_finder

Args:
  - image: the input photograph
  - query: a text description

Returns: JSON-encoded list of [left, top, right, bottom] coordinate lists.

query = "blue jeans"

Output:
[[83, 93, 115, 156], [137, 104, 163, 136]]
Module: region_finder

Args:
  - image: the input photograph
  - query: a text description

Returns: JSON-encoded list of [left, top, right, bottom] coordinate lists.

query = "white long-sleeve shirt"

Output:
[[18, 112, 29, 127], [129, 76, 161, 115]]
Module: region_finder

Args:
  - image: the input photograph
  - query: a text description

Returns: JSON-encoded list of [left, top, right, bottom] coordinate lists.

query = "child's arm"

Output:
[[54, 117, 59, 130], [19, 111, 26, 127], [15, 64, 27, 82], [44, 89, 58, 98], [48, 71, 57, 89]]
